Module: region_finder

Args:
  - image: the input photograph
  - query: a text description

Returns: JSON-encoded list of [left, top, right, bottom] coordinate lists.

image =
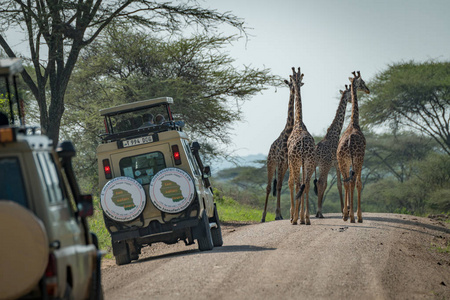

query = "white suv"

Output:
[[0, 58, 103, 299], [97, 97, 223, 265]]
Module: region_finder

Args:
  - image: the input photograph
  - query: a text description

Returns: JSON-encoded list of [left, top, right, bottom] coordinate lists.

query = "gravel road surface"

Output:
[[101, 213, 450, 299]]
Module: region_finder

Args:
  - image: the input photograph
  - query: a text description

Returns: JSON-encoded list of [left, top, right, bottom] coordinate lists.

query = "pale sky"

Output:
[[3, 1, 450, 159], [204, 0, 450, 157]]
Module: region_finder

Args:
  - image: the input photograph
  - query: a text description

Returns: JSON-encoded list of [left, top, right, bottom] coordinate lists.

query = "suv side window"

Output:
[[119, 152, 166, 185], [0, 157, 28, 207], [181, 140, 201, 176], [36, 152, 64, 203]]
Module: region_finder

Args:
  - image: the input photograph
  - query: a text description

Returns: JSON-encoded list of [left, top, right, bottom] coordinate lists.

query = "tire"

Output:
[[197, 210, 214, 251], [62, 284, 74, 300], [130, 253, 139, 261], [90, 254, 104, 300], [115, 244, 131, 266], [210, 205, 223, 247]]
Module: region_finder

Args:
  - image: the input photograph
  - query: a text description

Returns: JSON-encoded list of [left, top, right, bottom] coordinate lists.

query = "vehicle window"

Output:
[[0, 157, 28, 207], [182, 140, 201, 176], [108, 105, 170, 134], [46, 154, 64, 201], [36, 152, 63, 203], [37, 152, 56, 202], [119, 152, 166, 185]]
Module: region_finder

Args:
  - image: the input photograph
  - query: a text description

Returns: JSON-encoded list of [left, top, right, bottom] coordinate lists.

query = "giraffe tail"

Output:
[[348, 135, 355, 181], [313, 168, 318, 196], [313, 179, 318, 196], [295, 184, 306, 200], [272, 170, 277, 197]]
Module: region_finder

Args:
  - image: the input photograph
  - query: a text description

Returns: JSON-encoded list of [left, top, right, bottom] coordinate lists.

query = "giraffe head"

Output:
[[339, 84, 352, 103], [349, 71, 370, 94], [290, 67, 304, 89]]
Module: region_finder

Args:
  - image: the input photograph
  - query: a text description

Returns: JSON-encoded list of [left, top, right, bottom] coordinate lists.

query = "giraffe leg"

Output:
[[338, 161, 350, 221], [297, 186, 304, 224], [334, 162, 344, 215], [316, 169, 329, 219], [356, 171, 363, 223], [304, 162, 316, 224], [298, 166, 305, 225], [349, 177, 356, 223], [288, 163, 297, 224], [293, 180, 301, 225], [275, 163, 287, 220], [289, 176, 295, 224], [304, 181, 311, 225], [261, 162, 275, 223]]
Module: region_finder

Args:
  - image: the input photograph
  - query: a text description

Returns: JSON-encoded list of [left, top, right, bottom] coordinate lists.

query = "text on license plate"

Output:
[[122, 136, 153, 147]]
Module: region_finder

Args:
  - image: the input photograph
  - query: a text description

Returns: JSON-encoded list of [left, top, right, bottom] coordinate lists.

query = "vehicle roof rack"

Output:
[[99, 97, 174, 116], [0, 58, 24, 126], [0, 58, 24, 76]]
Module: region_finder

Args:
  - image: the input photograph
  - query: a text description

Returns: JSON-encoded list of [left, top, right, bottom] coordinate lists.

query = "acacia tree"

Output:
[[364, 132, 434, 183], [61, 26, 280, 192], [0, 0, 245, 145], [360, 61, 450, 155]]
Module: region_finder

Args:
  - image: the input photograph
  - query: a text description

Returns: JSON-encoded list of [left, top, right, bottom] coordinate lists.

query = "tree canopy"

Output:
[[0, 0, 246, 145], [360, 61, 450, 155], [60, 26, 280, 192]]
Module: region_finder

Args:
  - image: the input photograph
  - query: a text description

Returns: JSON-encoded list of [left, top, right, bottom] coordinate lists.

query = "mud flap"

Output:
[[112, 240, 128, 256]]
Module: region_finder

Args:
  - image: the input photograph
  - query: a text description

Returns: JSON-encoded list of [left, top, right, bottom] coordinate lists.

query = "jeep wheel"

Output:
[[62, 284, 74, 300], [197, 210, 214, 251], [115, 244, 131, 266], [210, 204, 223, 247], [131, 253, 139, 261]]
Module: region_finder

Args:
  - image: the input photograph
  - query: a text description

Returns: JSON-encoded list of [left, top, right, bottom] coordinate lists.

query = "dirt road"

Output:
[[101, 213, 450, 299]]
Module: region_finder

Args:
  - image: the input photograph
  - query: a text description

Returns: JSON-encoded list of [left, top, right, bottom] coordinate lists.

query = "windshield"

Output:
[[0, 157, 28, 207], [106, 105, 170, 134], [119, 151, 166, 185]]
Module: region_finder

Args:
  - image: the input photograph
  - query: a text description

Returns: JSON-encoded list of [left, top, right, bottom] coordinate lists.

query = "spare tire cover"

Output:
[[149, 168, 196, 213], [0, 201, 49, 300], [100, 177, 147, 222]]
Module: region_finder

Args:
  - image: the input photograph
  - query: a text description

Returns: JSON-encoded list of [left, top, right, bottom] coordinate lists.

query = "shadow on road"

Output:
[[132, 245, 276, 265], [321, 213, 450, 235], [213, 245, 277, 253]]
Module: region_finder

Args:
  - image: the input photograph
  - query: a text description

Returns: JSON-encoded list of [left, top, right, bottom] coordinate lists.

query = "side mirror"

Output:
[[203, 165, 211, 178], [56, 140, 76, 159], [191, 141, 200, 151], [77, 194, 94, 217]]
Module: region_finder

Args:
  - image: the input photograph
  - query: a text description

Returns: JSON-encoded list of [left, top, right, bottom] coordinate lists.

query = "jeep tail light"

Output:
[[45, 253, 58, 297], [172, 145, 182, 165], [103, 159, 112, 179]]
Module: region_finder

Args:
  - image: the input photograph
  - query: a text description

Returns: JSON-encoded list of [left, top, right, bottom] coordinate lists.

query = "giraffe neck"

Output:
[[282, 86, 295, 136], [325, 92, 348, 139], [350, 82, 360, 128], [294, 82, 303, 129]]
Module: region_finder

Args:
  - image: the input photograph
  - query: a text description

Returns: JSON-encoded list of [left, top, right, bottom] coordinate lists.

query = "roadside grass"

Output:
[[88, 193, 272, 257], [88, 197, 113, 258], [216, 195, 275, 222], [431, 242, 450, 254]]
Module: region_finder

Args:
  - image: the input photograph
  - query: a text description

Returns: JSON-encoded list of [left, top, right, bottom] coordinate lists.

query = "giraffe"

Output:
[[337, 71, 370, 223], [261, 77, 295, 222], [314, 85, 351, 218], [287, 67, 316, 225]]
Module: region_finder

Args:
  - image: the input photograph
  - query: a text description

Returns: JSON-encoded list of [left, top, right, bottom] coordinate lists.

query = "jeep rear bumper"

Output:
[[110, 217, 199, 243]]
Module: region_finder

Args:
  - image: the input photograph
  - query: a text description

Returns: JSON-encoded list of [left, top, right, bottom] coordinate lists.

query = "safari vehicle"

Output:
[[97, 97, 223, 265], [0, 58, 103, 300]]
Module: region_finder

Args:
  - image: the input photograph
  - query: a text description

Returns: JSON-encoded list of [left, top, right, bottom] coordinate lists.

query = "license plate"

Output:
[[122, 136, 153, 148]]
